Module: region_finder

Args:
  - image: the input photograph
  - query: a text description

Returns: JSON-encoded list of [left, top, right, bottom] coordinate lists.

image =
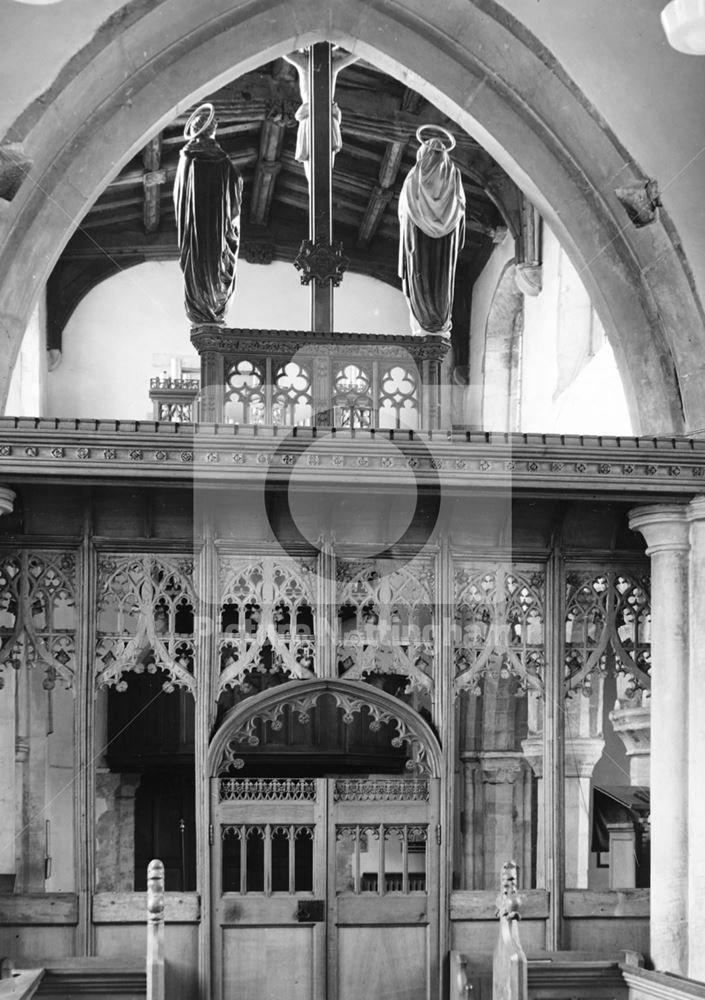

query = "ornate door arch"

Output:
[[208, 678, 443, 1000]]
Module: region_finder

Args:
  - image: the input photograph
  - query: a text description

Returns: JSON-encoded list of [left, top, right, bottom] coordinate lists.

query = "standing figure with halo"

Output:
[[398, 125, 466, 336], [173, 103, 243, 325]]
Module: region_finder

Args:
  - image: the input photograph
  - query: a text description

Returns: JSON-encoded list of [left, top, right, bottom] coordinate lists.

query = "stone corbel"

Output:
[[615, 179, 661, 228], [0, 144, 32, 202], [609, 698, 651, 786]]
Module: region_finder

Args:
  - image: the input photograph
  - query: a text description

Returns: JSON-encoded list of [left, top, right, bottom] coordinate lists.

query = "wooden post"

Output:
[[492, 861, 527, 1000], [146, 859, 165, 1000], [309, 42, 333, 333]]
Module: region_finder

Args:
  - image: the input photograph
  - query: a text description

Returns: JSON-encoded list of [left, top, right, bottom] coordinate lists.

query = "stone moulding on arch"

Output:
[[0, 0, 701, 434]]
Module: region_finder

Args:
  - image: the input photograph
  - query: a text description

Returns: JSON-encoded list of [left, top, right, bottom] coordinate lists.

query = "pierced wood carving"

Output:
[[454, 565, 545, 696], [218, 686, 432, 775], [95, 553, 196, 693], [0, 550, 77, 690], [336, 559, 435, 696], [218, 556, 317, 697], [565, 570, 651, 698]]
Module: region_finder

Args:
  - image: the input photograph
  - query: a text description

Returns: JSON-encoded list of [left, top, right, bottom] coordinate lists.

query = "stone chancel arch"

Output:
[[0, 0, 702, 433]]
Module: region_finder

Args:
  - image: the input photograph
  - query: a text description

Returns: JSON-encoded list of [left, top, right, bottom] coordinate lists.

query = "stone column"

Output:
[[564, 734, 605, 889], [479, 753, 525, 889], [521, 733, 545, 887], [687, 497, 705, 980], [629, 505, 689, 976]]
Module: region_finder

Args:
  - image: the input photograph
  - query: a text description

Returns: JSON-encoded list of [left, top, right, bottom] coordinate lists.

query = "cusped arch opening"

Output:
[[208, 678, 443, 780]]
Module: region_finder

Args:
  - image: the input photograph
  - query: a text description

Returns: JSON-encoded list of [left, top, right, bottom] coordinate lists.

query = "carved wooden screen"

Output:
[[0, 550, 77, 691], [453, 561, 545, 890], [335, 558, 435, 711], [0, 549, 78, 892], [95, 553, 196, 694], [217, 555, 317, 701], [93, 552, 197, 893], [563, 567, 651, 890]]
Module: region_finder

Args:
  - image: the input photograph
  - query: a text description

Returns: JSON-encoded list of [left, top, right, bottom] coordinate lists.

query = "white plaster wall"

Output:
[[521, 227, 632, 435], [469, 225, 632, 435], [5, 302, 46, 417], [497, 0, 705, 339], [465, 232, 515, 429], [44, 260, 410, 420]]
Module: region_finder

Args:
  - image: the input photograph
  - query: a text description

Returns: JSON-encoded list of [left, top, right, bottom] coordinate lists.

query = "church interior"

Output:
[[1, 2, 705, 999]]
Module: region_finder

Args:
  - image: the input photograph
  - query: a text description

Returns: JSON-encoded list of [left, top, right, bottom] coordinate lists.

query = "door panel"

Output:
[[222, 926, 317, 1000], [337, 925, 427, 1000], [211, 777, 327, 1000], [212, 775, 439, 1000], [328, 777, 440, 1000]]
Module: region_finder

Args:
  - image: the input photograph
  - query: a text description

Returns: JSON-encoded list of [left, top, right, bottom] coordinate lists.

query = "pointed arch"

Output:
[[0, 0, 701, 432]]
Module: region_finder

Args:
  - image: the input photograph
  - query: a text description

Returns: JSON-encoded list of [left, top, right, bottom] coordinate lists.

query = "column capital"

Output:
[[629, 504, 690, 554], [0, 487, 15, 517], [687, 495, 705, 522]]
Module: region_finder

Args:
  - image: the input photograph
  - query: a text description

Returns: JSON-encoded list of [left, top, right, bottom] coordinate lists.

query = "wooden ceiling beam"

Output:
[[142, 133, 164, 235], [249, 120, 286, 226], [357, 139, 406, 247]]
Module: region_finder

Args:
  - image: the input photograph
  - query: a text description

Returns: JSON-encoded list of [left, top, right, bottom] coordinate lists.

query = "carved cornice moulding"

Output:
[[190, 327, 451, 362], [0, 420, 704, 496]]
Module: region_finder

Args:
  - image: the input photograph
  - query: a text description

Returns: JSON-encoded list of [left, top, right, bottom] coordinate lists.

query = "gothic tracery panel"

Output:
[[95, 553, 196, 693], [564, 570, 651, 698], [218, 555, 317, 698], [336, 559, 435, 698], [0, 550, 77, 690], [453, 564, 545, 697]]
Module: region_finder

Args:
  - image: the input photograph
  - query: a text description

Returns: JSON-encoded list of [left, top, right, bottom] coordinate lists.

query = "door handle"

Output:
[[296, 899, 325, 922]]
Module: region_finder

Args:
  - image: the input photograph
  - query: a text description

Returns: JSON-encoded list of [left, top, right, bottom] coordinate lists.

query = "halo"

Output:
[[416, 124, 456, 151], [184, 103, 216, 140]]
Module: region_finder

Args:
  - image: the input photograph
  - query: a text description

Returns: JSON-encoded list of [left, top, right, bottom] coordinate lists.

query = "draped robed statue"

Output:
[[398, 125, 466, 337], [173, 103, 243, 325]]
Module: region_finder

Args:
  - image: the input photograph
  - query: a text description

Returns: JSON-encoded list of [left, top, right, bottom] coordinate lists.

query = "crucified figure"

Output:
[[283, 46, 359, 183]]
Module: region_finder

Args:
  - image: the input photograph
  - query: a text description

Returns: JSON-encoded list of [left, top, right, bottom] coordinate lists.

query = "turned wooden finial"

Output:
[[147, 858, 165, 924], [496, 860, 522, 921]]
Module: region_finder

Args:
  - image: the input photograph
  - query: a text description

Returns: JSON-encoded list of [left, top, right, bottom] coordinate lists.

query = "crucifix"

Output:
[[291, 43, 357, 333]]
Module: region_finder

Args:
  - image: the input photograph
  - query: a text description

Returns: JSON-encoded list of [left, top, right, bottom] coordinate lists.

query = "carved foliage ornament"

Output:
[[0, 550, 77, 691], [95, 553, 196, 694], [454, 565, 545, 696], [294, 239, 349, 287]]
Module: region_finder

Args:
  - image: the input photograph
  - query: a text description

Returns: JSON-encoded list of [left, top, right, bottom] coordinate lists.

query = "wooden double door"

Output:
[[211, 774, 440, 1000]]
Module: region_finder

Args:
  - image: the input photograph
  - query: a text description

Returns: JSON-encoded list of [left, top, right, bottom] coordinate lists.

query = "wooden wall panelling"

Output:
[[93, 923, 198, 1000]]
